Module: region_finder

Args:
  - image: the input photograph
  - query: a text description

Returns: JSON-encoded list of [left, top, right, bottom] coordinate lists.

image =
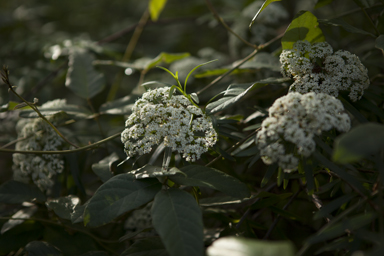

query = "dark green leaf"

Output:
[[170, 165, 251, 199], [25, 241, 63, 256], [375, 35, 384, 54], [352, 0, 372, 8], [84, 174, 161, 227], [206, 77, 290, 115], [207, 237, 295, 256], [307, 213, 376, 244], [149, 0, 168, 21], [79, 252, 108, 256], [319, 18, 376, 37], [121, 237, 169, 256], [281, 11, 325, 50], [333, 123, 384, 164], [65, 49, 105, 99], [269, 206, 302, 221], [91, 152, 119, 182], [118, 228, 153, 242], [251, 193, 292, 209], [0, 181, 46, 204], [261, 163, 278, 188], [249, 0, 283, 29], [130, 165, 186, 179], [46, 195, 81, 220], [313, 151, 367, 195], [339, 96, 368, 123], [303, 160, 315, 195], [315, 0, 334, 9], [314, 194, 356, 220], [99, 94, 139, 115], [152, 188, 204, 256], [1, 205, 38, 234]]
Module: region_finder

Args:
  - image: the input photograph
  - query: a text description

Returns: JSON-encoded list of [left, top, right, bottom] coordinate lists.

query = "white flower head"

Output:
[[121, 87, 217, 162], [13, 105, 67, 191], [280, 40, 369, 101], [256, 92, 350, 171]]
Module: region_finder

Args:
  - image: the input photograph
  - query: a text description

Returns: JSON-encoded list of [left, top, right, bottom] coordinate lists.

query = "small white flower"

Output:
[[280, 41, 369, 101], [121, 87, 217, 162], [256, 92, 350, 171]]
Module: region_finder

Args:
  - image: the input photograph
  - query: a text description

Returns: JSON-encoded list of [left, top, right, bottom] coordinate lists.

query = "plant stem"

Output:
[[107, 9, 149, 102], [0, 133, 121, 155]]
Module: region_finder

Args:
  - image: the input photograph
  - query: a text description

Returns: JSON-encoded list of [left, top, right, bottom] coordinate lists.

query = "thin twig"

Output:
[[1, 66, 79, 148], [196, 33, 283, 96], [205, 0, 258, 49], [262, 190, 300, 240], [107, 9, 150, 102], [0, 132, 120, 155]]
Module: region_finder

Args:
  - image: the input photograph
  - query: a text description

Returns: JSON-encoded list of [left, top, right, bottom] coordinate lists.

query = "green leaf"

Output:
[[184, 59, 217, 91], [207, 237, 295, 256], [249, 0, 283, 29], [0, 181, 46, 204], [65, 49, 105, 99], [333, 123, 384, 164], [84, 174, 161, 227], [315, 0, 334, 9], [261, 163, 278, 188], [170, 165, 251, 199], [1, 205, 38, 234], [25, 241, 63, 256], [314, 194, 356, 220], [20, 101, 92, 119], [206, 77, 290, 115], [46, 195, 81, 220], [319, 18, 376, 37], [91, 152, 119, 182], [152, 188, 204, 256], [303, 160, 315, 195], [269, 206, 302, 221], [121, 237, 169, 256], [375, 35, 384, 54], [313, 151, 367, 195], [307, 213, 376, 244], [352, 0, 373, 8], [146, 52, 190, 70], [281, 11, 325, 50], [149, 0, 168, 21], [130, 165, 186, 179], [251, 193, 292, 209], [99, 94, 139, 115]]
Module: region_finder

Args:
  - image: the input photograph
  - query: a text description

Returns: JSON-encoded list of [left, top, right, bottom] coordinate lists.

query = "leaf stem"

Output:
[[204, 0, 258, 49], [1, 66, 79, 148]]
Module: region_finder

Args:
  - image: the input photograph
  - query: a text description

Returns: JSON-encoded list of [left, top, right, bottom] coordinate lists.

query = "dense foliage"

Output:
[[1, 0, 384, 255]]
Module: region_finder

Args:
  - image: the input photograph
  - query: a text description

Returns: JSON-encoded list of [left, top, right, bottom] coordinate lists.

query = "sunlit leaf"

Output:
[[207, 237, 295, 256], [170, 165, 251, 199], [46, 195, 81, 220], [281, 11, 325, 50], [129, 165, 186, 179], [333, 123, 384, 164], [1, 205, 38, 234], [152, 188, 204, 256], [149, 0, 168, 21], [315, 0, 334, 9], [83, 174, 161, 227], [99, 95, 139, 115], [146, 52, 190, 70], [65, 49, 105, 99]]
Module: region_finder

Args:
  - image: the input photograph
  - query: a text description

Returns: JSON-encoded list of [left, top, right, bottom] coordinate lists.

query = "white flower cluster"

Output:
[[256, 92, 350, 170], [280, 40, 370, 101], [121, 87, 217, 162], [13, 103, 67, 191]]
